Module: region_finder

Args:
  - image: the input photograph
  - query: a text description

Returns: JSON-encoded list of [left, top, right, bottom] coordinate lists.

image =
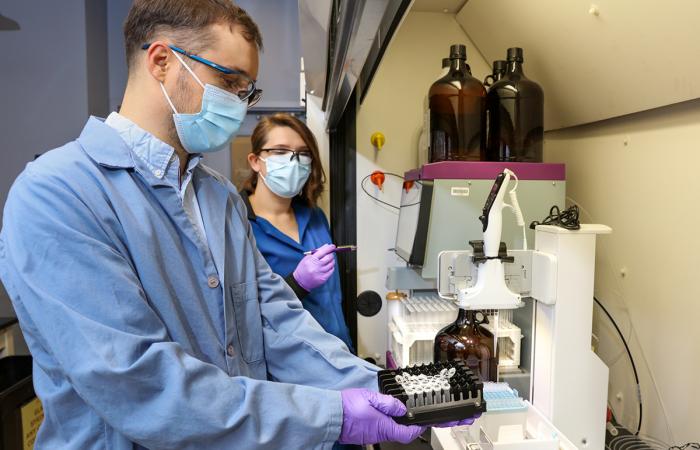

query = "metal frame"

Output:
[[330, 90, 359, 349]]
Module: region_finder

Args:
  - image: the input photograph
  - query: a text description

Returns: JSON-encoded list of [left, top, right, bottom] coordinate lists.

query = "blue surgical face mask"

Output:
[[259, 155, 312, 198], [160, 50, 247, 154]]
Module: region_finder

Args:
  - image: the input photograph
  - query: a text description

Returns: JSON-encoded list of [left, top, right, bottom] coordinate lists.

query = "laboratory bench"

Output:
[[379, 430, 433, 450]]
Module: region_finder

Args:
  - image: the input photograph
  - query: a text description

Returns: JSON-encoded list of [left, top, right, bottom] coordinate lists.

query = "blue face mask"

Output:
[[259, 155, 312, 198], [160, 50, 247, 154]]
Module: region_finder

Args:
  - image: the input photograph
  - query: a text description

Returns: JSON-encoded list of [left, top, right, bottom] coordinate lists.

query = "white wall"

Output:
[[544, 100, 700, 444], [355, 11, 490, 363]]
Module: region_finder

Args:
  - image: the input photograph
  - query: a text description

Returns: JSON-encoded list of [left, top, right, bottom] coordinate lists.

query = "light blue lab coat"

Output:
[[0, 117, 379, 450]]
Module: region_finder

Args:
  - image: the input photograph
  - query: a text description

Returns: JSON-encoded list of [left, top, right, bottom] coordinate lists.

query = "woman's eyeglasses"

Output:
[[261, 148, 313, 165]]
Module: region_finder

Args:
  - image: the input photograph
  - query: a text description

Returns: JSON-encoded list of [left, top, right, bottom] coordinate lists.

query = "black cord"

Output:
[[360, 172, 422, 210], [530, 205, 581, 230], [594, 296, 643, 435], [670, 444, 700, 450]]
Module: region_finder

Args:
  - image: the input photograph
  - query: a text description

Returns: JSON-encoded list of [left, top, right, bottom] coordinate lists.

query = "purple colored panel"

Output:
[[404, 161, 565, 181], [386, 351, 398, 369]]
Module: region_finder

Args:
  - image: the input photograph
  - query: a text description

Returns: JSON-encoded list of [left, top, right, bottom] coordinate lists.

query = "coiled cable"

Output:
[[530, 204, 581, 230]]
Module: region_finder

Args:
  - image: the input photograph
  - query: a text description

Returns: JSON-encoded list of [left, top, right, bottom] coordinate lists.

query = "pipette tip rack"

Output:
[[378, 360, 487, 426]]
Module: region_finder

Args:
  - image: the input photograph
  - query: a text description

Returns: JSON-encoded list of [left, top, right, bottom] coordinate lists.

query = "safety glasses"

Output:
[[261, 148, 313, 166], [142, 43, 263, 107]]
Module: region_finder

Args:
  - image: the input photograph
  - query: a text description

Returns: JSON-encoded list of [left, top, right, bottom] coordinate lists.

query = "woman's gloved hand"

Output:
[[293, 244, 336, 291], [338, 389, 426, 445]]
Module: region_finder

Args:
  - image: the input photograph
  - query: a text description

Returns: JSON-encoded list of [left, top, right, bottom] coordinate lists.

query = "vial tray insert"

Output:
[[377, 360, 487, 426]]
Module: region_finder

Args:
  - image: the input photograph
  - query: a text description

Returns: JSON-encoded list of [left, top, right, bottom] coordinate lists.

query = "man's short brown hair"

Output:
[[123, 0, 263, 70]]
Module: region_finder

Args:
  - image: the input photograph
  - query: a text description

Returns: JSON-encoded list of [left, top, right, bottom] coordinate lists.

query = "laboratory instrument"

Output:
[[430, 170, 610, 449], [384, 163, 609, 448]]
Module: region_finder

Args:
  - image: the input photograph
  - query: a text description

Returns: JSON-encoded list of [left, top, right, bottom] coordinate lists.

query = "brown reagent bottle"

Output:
[[433, 309, 498, 382], [486, 47, 544, 162], [428, 44, 487, 162]]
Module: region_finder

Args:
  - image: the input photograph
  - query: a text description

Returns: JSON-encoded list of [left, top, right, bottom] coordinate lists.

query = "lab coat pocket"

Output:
[[230, 281, 265, 363]]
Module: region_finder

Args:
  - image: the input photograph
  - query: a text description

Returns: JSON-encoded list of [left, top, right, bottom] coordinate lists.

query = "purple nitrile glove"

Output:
[[339, 389, 426, 445], [293, 244, 336, 291], [431, 413, 482, 428]]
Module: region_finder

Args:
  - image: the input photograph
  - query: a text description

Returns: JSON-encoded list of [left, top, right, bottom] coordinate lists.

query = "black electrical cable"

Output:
[[669, 443, 700, 449], [360, 172, 422, 210], [594, 296, 643, 435], [530, 205, 581, 230]]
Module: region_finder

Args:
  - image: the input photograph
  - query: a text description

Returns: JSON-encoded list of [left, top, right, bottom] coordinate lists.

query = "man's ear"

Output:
[[144, 41, 172, 83]]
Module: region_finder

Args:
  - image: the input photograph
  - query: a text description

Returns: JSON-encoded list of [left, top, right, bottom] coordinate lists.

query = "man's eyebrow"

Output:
[[222, 64, 253, 79]]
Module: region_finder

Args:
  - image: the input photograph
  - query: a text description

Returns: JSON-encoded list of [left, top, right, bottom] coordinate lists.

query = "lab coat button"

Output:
[[153, 169, 163, 177], [227, 345, 235, 357], [207, 276, 220, 288]]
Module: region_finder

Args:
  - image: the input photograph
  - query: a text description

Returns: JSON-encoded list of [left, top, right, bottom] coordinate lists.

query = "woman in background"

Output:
[[241, 113, 354, 352]]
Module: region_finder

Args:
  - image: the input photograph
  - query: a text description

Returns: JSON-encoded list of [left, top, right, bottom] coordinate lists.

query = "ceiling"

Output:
[[411, 0, 467, 14]]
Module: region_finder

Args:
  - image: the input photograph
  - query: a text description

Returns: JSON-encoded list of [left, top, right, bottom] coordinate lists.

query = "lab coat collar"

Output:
[[77, 116, 136, 169], [105, 112, 178, 181]]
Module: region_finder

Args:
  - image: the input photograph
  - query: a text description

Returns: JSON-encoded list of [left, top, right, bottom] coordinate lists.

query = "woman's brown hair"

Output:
[[242, 113, 326, 207]]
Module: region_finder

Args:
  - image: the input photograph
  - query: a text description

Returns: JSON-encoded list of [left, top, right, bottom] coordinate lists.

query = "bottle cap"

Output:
[[507, 47, 524, 62], [493, 60, 507, 71], [442, 57, 451, 68], [449, 44, 467, 60]]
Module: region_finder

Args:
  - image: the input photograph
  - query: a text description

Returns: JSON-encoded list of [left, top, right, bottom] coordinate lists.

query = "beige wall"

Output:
[[355, 11, 489, 363], [545, 99, 700, 443]]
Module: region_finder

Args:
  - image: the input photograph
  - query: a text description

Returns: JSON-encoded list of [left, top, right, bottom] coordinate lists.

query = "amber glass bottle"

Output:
[[428, 44, 486, 162], [433, 309, 498, 382], [484, 60, 507, 88], [486, 48, 544, 162]]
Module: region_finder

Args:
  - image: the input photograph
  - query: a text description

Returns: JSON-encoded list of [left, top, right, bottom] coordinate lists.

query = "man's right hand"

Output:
[[338, 388, 426, 445]]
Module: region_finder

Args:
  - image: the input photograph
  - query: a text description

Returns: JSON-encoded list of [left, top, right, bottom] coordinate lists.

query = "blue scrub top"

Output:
[[242, 191, 354, 351]]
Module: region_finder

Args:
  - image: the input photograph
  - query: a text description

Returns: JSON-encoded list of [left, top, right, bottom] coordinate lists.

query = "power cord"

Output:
[[595, 296, 643, 435], [360, 172, 421, 210], [530, 204, 581, 230], [670, 444, 700, 449]]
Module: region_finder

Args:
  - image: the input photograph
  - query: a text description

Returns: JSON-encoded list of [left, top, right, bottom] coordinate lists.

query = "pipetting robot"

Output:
[[383, 162, 611, 449]]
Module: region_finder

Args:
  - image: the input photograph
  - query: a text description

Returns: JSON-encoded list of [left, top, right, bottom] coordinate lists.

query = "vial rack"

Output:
[[377, 360, 487, 426]]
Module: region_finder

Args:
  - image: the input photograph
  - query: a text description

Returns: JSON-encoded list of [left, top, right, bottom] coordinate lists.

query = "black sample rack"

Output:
[[378, 360, 487, 426]]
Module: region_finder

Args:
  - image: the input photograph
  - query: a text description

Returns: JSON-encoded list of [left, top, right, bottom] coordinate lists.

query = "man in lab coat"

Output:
[[0, 1, 454, 448]]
